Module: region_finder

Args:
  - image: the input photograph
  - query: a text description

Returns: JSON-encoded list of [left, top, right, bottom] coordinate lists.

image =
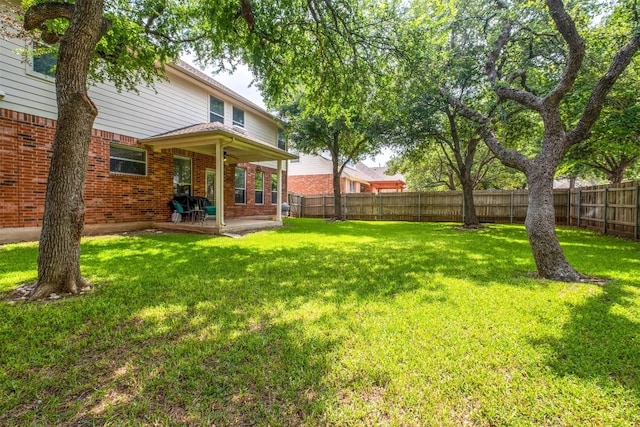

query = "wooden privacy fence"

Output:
[[288, 180, 640, 239]]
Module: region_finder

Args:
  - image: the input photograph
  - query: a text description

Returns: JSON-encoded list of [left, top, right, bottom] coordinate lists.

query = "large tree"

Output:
[[13, 0, 399, 299], [274, 1, 402, 219], [281, 99, 391, 219], [435, 0, 640, 281], [17, 0, 264, 299]]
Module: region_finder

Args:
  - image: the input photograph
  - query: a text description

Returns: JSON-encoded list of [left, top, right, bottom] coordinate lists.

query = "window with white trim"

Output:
[[109, 144, 146, 176], [277, 129, 286, 150], [30, 43, 56, 79], [235, 167, 246, 204], [271, 173, 278, 204], [232, 107, 245, 127], [209, 96, 224, 123], [173, 156, 192, 196], [255, 171, 264, 205]]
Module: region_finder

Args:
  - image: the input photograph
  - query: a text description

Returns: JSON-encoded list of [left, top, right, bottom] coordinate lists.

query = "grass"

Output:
[[1, 219, 639, 426]]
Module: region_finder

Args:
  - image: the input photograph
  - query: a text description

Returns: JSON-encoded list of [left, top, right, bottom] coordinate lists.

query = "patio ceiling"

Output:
[[140, 122, 298, 163]]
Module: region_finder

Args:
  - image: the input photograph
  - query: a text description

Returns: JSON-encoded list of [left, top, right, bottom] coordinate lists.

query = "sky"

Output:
[[189, 59, 394, 167]]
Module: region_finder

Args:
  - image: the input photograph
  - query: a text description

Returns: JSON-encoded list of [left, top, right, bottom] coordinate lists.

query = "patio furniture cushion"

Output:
[[171, 200, 185, 213], [204, 206, 216, 216]]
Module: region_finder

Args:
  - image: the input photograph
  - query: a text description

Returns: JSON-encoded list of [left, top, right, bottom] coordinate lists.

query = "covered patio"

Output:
[[141, 122, 297, 234], [153, 216, 285, 236]]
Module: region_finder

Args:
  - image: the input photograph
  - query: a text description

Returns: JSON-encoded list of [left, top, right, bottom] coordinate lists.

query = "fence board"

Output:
[[289, 181, 640, 239]]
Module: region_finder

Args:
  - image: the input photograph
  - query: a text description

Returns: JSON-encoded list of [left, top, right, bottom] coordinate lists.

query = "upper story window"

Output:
[[110, 144, 146, 176], [277, 129, 286, 150], [232, 107, 245, 128], [209, 96, 224, 123]]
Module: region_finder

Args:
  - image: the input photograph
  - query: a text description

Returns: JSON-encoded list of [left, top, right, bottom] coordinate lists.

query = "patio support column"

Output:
[[215, 142, 225, 227], [276, 160, 283, 222]]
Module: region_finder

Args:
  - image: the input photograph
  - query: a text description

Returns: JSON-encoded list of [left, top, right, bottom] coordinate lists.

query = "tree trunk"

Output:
[[28, 0, 107, 299], [460, 170, 480, 228], [332, 165, 343, 220], [525, 165, 580, 282], [608, 162, 628, 184]]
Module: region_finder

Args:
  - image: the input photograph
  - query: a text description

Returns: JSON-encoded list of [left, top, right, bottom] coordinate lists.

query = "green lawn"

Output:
[[1, 219, 639, 426]]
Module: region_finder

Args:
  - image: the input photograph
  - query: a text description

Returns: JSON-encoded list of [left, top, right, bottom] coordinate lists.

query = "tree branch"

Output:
[[567, 31, 640, 145], [441, 88, 530, 172], [485, 19, 511, 85], [484, 17, 543, 111], [543, 0, 586, 107], [24, 2, 75, 44]]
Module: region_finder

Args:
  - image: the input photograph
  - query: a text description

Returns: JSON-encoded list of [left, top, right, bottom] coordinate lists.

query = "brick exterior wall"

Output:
[[0, 108, 286, 228], [288, 174, 370, 195], [288, 174, 334, 195]]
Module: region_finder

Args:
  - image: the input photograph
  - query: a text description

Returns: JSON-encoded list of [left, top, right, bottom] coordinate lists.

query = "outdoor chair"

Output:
[[170, 200, 194, 223], [195, 197, 216, 224]]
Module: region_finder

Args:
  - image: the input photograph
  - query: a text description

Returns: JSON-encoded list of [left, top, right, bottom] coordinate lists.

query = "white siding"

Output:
[[288, 153, 333, 176], [91, 70, 207, 138], [0, 38, 59, 119], [253, 160, 287, 171], [0, 37, 281, 145]]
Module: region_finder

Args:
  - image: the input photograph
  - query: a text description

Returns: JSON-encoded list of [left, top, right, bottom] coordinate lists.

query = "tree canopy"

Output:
[[426, 0, 640, 280]]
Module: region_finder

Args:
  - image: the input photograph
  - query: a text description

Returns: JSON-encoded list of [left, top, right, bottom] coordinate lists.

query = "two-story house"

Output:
[[0, 26, 296, 241]]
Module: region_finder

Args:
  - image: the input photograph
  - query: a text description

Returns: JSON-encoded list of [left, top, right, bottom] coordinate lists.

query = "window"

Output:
[[234, 167, 246, 204], [205, 168, 216, 205], [209, 96, 224, 123], [110, 144, 146, 175], [255, 171, 264, 205], [277, 129, 286, 150], [173, 157, 192, 196], [349, 180, 357, 193], [31, 43, 56, 78], [271, 173, 278, 204], [232, 107, 245, 127]]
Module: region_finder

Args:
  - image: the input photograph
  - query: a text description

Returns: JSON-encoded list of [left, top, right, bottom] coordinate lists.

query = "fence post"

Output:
[[566, 189, 571, 226], [635, 183, 639, 240], [418, 192, 421, 222], [322, 195, 326, 219], [461, 192, 465, 223], [577, 190, 581, 228], [603, 188, 609, 234], [343, 194, 347, 219], [510, 191, 514, 224]]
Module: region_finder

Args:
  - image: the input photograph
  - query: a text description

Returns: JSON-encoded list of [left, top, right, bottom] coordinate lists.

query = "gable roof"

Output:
[[141, 121, 296, 163], [169, 60, 277, 123]]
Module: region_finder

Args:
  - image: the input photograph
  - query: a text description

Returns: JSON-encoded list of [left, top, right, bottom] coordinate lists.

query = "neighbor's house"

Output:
[[288, 152, 405, 195], [0, 32, 296, 240]]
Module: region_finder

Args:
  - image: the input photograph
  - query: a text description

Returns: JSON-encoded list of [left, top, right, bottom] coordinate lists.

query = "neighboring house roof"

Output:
[[553, 178, 604, 189], [352, 162, 405, 189], [289, 153, 405, 188]]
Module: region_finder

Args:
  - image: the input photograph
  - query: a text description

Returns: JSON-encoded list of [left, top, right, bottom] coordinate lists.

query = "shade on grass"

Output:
[[1, 219, 639, 425]]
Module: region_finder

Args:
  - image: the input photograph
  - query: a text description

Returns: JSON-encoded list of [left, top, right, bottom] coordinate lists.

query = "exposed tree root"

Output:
[[25, 276, 91, 302]]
